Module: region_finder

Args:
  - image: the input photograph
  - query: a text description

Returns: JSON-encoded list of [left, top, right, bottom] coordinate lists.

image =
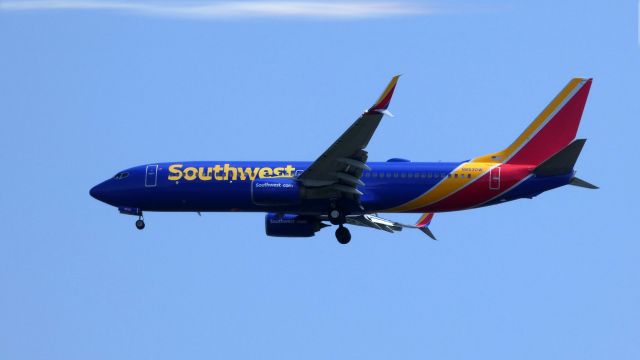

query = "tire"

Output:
[[335, 226, 351, 244]]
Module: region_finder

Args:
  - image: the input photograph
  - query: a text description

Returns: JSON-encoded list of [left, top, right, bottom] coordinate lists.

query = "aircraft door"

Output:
[[145, 164, 158, 187], [489, 167, 500, 190]]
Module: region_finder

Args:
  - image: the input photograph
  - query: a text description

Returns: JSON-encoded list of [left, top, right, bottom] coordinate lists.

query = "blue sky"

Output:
[[0, 0, 638, 359]]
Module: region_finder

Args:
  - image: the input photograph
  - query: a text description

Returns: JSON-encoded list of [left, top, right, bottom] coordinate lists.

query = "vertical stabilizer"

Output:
[[473, 78, 592, 166]]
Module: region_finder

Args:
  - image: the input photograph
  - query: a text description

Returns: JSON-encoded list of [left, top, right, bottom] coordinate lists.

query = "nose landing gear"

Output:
[[135, 216, 145, 230]]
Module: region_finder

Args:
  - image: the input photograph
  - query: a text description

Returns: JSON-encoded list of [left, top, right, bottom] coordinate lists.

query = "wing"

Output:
[[297, 76, 400, 200], [345, 213, 437, 240]]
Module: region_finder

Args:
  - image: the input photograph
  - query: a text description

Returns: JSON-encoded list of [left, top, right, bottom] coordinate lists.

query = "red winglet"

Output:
[[369, 75, 401, 112], [415, 213, 434, 228]]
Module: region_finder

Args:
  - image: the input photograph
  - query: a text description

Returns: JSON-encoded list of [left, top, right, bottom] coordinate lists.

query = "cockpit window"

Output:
[[114, 172, 129, 180]]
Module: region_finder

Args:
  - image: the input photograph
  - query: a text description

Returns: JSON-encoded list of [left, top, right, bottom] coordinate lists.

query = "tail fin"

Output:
[[473, 78, 592, 166]]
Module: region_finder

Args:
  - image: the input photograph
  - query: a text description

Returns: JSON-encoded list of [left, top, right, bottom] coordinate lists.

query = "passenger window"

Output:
[[380, 173, 385, 178], [364, 172, 370, 178], [408, 173, 413, 178], [427, 173, 432, 178], [401, 172, 406, 178], [393, 172, 398, 178], [421, 173, 426, 178], [386, 173, 392, 178], [468, 174, 471, 178], [454, 173, 458, 178], [372, 172, 378, 178]]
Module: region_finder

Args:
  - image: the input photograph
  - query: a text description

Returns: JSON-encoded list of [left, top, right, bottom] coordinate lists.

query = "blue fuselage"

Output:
[[90, 160, 572, 215]]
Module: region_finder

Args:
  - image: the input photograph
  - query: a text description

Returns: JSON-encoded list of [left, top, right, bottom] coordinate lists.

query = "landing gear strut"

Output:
[[335, 225, 351, 244], [328, 209, 346, 225], [328, 206, 350, 244], [135, 216, 145, 230]]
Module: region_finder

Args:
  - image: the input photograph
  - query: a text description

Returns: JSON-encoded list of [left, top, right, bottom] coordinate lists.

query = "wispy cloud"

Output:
[[0, 0, 434, 19]]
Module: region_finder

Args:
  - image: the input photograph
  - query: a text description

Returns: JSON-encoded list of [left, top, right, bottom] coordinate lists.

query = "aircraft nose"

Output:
[[90, 183, 107, 202]]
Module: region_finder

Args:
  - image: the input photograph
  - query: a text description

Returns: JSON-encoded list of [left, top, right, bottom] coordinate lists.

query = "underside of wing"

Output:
[[345, 213, 437, 240], [346, 214, 404, 233]]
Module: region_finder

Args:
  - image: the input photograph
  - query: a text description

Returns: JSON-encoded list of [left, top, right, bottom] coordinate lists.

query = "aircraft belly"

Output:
[[481, 173, 573, 206], [143, 180, 254, 211]]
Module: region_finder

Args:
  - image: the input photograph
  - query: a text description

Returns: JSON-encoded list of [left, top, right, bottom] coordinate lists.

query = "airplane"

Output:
[[90, 76, 597, 244]]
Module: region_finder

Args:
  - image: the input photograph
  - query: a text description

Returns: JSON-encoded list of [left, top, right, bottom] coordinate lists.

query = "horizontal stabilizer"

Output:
[[570, 177, 599, 189], [534, 139, 586, 176]]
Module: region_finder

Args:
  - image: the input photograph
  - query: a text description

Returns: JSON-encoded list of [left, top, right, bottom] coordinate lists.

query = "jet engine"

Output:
[[265, 213, 327, 237]]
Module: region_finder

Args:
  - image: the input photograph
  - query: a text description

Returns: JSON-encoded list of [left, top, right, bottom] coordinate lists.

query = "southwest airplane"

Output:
[[90, 76, 597, 244]]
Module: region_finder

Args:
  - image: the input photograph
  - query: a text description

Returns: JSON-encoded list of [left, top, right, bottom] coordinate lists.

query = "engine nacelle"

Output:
[[252, 178, 302, 206], [265, 213, 326, 237]]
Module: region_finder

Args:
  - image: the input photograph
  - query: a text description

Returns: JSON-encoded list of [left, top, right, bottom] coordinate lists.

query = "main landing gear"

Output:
[[135, 216, 145, 230], [329, 208, 351, 244], [335, 225, 351, 245], [328, 209, 345, 225]]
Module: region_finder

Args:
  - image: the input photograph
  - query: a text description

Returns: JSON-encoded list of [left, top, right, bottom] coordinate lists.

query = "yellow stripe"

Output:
[[417, 213, 430, 224], [387, 78, 586, 213], [472, 78, 585, 163], [372, 75, 400, 108], [385, 162, 494, 212]]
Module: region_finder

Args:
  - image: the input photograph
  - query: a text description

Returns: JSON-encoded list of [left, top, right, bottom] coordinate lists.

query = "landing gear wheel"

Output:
[[328, 209, 345, 226], [135, 219, 145, 230], [335, 225, 351, 245]]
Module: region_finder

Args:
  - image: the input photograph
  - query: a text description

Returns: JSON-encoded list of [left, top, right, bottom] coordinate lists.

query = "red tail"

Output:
[[473, 78, 592, 165]]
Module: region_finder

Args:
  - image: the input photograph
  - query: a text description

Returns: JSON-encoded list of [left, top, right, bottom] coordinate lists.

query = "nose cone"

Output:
[[90, 183, 105, 201]]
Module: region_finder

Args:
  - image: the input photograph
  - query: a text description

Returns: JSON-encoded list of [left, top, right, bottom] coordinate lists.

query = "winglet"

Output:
[[420, 227, 437, 241], [415, 213, 437, 240], [416, 213, 434, 227], [369, 75, 401, 113]]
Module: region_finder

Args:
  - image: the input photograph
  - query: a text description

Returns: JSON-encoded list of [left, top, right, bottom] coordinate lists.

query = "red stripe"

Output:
[[416, 213, 434, 227], [417, 165, 533, 212], [370, 83, 397, 111]]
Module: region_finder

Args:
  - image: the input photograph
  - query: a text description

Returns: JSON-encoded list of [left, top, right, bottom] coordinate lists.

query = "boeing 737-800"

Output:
[[90, 76, 597, 244]]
